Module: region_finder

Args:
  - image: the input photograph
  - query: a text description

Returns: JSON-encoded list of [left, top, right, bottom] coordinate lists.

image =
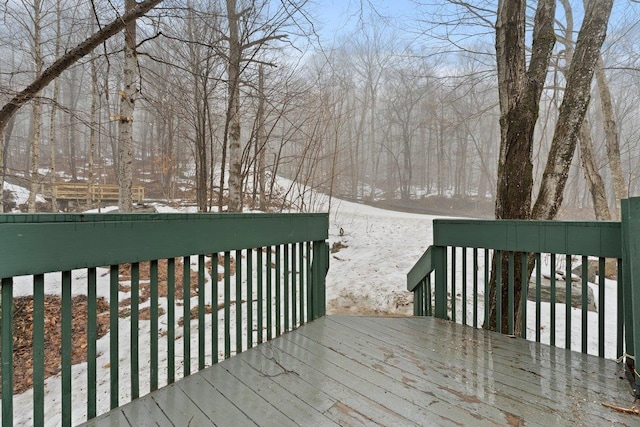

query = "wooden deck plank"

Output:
[[325, 316, 598, 425], [383, 316, 631, 401], [196, 358, 300, 426], [308, 317, 544, 425], [84, 392, 172, 427], [259, 338, 418, 426], [281, 329, 475, 426], [331, 316, 634, 425], [220, 352, 340, 427], [174, 373, 255, 426], [83, 316, 638, 427]]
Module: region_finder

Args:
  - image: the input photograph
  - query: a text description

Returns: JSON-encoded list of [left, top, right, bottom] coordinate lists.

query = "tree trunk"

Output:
[[257, 65, 267, 211], [88, 53, 99, 208], [531, 0, 613, 220], [28, 0, 44, 213], [0, 0, 163, 137], [489, 0, 556, 333], [595, 56, 626, 218], [578, 120, 611, 220], [226, 0, 242, 212], [118, 0, 138, 213]]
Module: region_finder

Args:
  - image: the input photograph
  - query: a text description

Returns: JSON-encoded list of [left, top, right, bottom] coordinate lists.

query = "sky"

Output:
[[312, 0, 418, 43]]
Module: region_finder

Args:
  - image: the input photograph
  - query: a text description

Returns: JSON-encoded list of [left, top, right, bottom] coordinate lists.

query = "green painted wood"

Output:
[[275, 245, 281, 336], [109, 265, 119, 409], [236, 249, 243, 354], [434, 246, 447, 319], [598, 257, 605, 358], [267, 246, 273, 339], [0, 213, 328, 278], [451, 247, 456, 322], [622, 197, 640, 395], [224, 252, 231, 359], [130, 263, 139, 399], [299, 242, 305, 325], [617, 258, 624, 359], [211, 253, 219, 364], [473, 248, 478, 328], [33, 274, 45, 425], [150, 260, 159, 390], [305, 242, 311, 322], [520, 254, 528, 339], [507, 251, 514, 335], [496, 250, 502, 333], [257, 248, 264, 344], [167, 258, 175, 384], [87, 268, 97, 419], [182, 256, 191, 375], [484, 248, 489, 327], [198, 255, 205, 368], [291, 244, 297, 328], [246, 250, 253, 349], [566, 255, 572, 350], [284, 244, 290, 331], [61, 271, 72, 427], [535, 253, 542, 343], [462, 247, 467, 325], [550, 254, 557, 347], [406, 246, 433, 292], [433, 219, 621, 258], [582, 259, 588, 354]]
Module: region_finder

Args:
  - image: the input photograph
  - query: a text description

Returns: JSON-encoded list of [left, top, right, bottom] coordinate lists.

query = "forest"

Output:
[[1, 0, 639, 219]]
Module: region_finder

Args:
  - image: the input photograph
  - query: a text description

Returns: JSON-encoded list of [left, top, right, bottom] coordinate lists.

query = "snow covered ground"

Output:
[[6, 196, 624, 425]]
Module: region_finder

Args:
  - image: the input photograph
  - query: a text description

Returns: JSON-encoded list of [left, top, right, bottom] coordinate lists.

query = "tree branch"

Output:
[[0, 0, 163, 136]]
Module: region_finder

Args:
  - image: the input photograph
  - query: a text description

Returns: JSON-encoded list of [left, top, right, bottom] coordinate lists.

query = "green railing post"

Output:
[[2, 278, 14, 427], [621, 197, 640, 397], [311, 240, 328, 319], [433, 246, 448, 319]]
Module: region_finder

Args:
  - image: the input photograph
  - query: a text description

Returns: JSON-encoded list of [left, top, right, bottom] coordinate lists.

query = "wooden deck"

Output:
[[82, 316, 637, 426]]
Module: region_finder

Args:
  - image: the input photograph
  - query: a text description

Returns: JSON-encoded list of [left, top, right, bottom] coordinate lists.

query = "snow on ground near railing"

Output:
[[8, 199, 624, 425]]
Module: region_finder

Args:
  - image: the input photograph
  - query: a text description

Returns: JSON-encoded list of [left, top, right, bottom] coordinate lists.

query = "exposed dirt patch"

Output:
[[10, 295, 110, 395], [331, 241, 348, 253], [118, 259, 199, 299]]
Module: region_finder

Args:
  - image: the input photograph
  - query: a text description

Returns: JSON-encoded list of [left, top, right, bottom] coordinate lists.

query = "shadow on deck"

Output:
[[83, 316, 636, 427]]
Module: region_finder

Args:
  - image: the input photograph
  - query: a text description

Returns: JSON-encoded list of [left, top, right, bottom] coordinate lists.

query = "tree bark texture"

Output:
[[226, 0, 242, 212], [118, 0, 138, 213], [578, 120, 612, 220], [595, 56, 626, 219], [531, 0, 613, 220], [489, 0, 555, 333], [28, 0, 43, 213]]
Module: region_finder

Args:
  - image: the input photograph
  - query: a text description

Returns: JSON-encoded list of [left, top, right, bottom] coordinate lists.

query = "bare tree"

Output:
[[0, 0, 163, 211], [488, 0, 613, 333]]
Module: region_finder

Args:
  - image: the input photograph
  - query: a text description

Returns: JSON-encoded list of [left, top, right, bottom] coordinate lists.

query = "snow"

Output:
[[3, 182, 46, 207], [6, 194, 626, 425]]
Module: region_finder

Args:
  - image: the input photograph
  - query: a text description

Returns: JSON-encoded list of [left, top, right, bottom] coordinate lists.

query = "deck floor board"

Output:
[[82, 316, 637, 427]]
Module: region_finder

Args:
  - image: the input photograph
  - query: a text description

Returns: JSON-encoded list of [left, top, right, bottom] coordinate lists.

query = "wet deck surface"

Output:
[[83, 316, 637, 426]]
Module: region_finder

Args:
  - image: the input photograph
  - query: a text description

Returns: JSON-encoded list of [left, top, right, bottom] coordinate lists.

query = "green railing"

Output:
[[408, 197, 640, 397], [0, 213, 329, 426]]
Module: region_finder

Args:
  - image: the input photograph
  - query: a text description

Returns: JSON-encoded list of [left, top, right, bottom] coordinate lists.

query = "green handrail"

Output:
[[0, 213, 329, 426], [407, 197, 640, 397]]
